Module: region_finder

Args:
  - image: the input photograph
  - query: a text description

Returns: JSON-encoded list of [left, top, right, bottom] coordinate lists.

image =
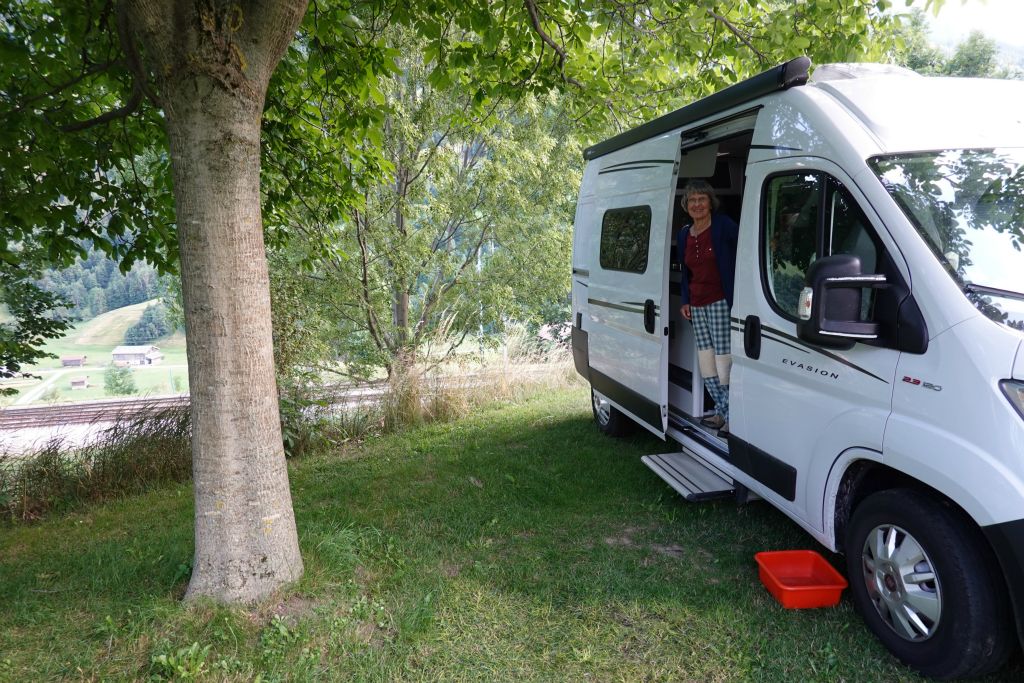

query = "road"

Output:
[[13, 367, 78, 405]]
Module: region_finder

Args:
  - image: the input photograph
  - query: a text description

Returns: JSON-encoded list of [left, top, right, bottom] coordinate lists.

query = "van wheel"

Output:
[[845, 489, 1012, 680], [591, 388, 633, 436]]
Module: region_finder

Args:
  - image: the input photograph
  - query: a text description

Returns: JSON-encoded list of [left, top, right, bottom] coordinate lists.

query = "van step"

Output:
[[642, 450, 734, 502]]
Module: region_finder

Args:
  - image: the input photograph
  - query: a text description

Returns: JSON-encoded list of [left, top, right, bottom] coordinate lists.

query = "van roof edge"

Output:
[[583, 56, 811, 161]]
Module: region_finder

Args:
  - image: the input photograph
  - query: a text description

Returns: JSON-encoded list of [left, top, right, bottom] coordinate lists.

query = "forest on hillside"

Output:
[[34, 245, 172, 322]]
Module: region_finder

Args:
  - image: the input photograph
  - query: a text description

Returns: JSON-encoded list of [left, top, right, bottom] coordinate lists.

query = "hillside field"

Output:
[[1, 302, 187, 405]]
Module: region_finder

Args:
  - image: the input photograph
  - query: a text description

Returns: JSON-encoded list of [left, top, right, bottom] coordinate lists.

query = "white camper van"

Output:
[[570, 57, 1024, 679]]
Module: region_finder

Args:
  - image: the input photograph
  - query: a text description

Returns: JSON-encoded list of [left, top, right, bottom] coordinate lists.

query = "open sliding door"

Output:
[[586, 134, 680, 437]]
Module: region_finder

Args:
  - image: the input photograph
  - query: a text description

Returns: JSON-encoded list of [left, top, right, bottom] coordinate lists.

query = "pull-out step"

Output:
[[642, 450, 734, 502]]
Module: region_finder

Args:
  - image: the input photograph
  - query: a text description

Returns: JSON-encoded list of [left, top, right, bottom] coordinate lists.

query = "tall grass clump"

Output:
[[0, 404, 191, 523], [332, 324, 581, 441]]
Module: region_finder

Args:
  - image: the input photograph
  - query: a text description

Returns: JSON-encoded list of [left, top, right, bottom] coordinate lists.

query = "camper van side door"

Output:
[[587, 137, 682, 437], [729, 160, 903, 529]]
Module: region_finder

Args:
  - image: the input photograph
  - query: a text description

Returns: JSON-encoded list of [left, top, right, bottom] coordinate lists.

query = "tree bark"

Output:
[[126, 0, 307, 603]]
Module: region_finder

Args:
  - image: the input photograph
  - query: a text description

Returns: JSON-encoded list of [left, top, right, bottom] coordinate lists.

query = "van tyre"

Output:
[[845, 489, 1013, 680], [591, 388, 633, 437]]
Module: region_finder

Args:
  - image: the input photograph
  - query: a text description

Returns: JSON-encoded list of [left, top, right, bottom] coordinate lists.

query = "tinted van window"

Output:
[[600, 206, 652, 273], [763, 173, 886, 320], [764, 174, 821, 316]]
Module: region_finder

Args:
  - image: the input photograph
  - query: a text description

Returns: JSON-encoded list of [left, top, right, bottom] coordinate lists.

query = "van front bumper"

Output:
[[983, 518, 1024, 650]]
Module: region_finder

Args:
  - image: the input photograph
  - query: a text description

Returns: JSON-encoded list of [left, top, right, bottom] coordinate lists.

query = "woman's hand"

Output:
[[681, 304, 691, 320]]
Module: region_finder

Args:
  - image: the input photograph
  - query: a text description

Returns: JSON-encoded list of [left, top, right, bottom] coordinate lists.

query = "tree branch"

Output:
[[523, 0, 583, 88], [237, 0, 311, 86], [706, 10, 768, 63], [116, 0, 162, 108], [59, 79, 144, 132], [8, 60, 120, 119], [355, 210, 387, 353]]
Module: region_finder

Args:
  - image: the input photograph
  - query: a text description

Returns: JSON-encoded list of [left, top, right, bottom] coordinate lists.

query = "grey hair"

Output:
[[680, 180, 720, 212]]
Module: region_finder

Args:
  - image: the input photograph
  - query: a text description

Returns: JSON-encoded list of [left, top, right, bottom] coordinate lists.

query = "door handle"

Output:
[[744, 314, 762, 359], [644, 299, 656, 334]]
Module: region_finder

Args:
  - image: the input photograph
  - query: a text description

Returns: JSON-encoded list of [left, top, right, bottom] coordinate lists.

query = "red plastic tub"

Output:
[[754, 550, 849, 609]]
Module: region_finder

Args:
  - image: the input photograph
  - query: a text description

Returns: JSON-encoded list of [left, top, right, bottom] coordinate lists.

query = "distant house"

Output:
[[111, 345, 164, 366], [69, 376, 89, 390], [61, 355, 88, 367]]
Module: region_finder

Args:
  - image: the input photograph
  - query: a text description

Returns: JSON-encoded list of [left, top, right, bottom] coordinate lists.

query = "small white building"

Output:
[[111, 345, 164, 366], [69, 376, 89, 390]]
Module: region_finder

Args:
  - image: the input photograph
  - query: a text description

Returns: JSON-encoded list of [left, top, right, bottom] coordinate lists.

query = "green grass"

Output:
[[0, 387, 1020, 681], [35, 366, 190, 403]]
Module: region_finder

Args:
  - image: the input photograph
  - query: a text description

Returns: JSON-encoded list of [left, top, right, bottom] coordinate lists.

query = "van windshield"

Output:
[[870, 148, 1024, 331]]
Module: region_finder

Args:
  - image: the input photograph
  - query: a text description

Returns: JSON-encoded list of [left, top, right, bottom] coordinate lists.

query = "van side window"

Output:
[[764, 173, 822, 316], [600, 206, 652, 273], [762, 173, 887, 321]]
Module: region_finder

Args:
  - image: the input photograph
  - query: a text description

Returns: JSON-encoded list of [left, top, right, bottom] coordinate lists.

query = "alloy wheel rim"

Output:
[[861, 523, 942, 642]]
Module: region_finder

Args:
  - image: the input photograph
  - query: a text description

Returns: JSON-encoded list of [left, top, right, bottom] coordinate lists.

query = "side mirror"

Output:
[[797, 254, 886, 348]]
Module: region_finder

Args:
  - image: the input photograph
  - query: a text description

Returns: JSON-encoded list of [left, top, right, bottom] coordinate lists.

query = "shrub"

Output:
[[104, 364, 138, 396]]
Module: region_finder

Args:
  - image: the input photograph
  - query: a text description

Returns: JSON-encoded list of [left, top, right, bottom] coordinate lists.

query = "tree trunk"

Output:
[[390, 160, 412, 374], [392, 162, 410, 349], [128, 0, 307, 603]]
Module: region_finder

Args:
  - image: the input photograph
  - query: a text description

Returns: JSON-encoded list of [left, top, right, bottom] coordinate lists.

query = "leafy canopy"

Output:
[[3, 0, 905, 383]]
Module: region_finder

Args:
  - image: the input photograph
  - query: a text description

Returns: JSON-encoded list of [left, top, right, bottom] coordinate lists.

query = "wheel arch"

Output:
[[829, 457, 1023, 653], [831, 458, 930, 549], [825, 451, 1012, 551]]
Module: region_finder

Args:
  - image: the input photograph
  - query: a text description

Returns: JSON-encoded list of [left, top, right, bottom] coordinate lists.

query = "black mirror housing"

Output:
[[797, 254, 885, 348]]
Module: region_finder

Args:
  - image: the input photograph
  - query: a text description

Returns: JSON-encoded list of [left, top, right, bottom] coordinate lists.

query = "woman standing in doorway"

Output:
[[677, 180, 739, 436]]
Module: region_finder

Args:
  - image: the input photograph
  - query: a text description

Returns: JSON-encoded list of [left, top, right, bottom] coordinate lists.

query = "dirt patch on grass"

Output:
[[649, 543, 685, 558], [441, 562, 461, 578], [352, 565, 378, 590], [353, 617, 396, 648], [602, 525, 689, 561], [272, 595, 317, 621], [0, 542, 28, 560], [355, 620, 376, 641], [246, 594, 320, 627], [604, 535, 639, 548], [603, 525, 648, 549]]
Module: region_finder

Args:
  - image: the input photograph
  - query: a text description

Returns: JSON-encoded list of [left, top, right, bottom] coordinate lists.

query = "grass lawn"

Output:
[[1, 387, 1020, 681], [39, 365, 190, 403]]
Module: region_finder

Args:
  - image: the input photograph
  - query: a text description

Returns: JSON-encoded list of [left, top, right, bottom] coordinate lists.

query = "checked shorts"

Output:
[[691, 298, 731, 355]]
